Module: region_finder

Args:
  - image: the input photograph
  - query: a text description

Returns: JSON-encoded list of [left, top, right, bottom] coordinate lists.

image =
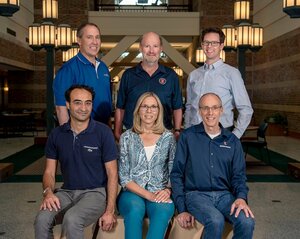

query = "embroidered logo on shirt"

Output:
[[159, 78, 167, 85], [219, 141, 231, 149], [83, 146, 99, 152]]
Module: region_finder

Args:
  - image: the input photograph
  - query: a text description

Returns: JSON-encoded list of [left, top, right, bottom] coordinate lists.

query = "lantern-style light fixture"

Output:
[[56, 24, 72, 51], [0, 0, 20, 17], [283, 0, 300, 18], [40, 21, 56, 46], [43, 0, 58, 20], [251, 23, 263, 51], [236, 22, 252, 47], [222, 25, 236, 51], [29, 23, 43, 50], [196, 47, 206, 64], [234, 0, 250, 23]]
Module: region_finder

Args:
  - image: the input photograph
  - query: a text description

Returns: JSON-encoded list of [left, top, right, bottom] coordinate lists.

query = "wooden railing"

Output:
[[94, 4, 191, 12]]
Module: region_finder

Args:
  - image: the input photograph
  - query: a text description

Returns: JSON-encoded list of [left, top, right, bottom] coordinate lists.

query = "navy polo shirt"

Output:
[[53, 52, 112, 124], [45, 119, 118, 190], [116, 63, 183, 129], [171, 123, 249, 213]]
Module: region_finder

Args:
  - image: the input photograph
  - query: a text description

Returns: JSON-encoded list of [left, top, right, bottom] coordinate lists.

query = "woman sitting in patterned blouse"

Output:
[[117, 92, 176, 239]]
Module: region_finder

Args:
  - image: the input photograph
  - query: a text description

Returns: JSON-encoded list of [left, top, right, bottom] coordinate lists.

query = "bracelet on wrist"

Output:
[[174, 128, 181, 133]]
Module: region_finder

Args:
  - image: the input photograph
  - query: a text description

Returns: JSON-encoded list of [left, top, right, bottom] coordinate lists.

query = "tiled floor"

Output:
[[0, 135, 300, 239]]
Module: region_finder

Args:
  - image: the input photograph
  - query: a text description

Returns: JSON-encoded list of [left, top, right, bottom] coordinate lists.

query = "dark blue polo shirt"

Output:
[[171, 123, 249, 213], [116, 63, 183, 129], [53, 52, 112, 124], [45, 119, 118, 190]]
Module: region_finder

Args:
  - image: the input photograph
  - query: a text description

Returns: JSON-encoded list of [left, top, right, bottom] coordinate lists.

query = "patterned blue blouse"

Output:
[[118, 129, 176, 192]]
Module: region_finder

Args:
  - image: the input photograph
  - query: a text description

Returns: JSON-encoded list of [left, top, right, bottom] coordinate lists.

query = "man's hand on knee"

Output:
[[99, 211, 117, 231], [176, 212, 195, 228], [230, 198, 255, 219]]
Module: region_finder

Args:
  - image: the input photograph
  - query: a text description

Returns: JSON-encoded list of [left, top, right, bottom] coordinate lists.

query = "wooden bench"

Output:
[[53, 216, 233, 239], [0, 163, 14, 182]]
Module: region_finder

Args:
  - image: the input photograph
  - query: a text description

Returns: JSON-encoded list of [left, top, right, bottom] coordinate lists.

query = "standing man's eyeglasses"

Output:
[[201, 41, 221, 47]]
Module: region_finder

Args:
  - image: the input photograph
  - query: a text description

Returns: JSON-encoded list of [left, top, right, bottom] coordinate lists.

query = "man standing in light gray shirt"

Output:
[[184, 27, 253, 138]]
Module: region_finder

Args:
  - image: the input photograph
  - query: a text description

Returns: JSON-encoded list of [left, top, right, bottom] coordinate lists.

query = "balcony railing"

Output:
[[95, 4, 191, 12]]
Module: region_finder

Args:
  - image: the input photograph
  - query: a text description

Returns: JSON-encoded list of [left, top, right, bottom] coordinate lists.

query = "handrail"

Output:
[[95, 4, 191, 12]]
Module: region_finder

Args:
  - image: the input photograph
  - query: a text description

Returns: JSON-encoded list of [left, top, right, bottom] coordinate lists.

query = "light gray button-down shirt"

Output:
[[184, 59, 253, 138]]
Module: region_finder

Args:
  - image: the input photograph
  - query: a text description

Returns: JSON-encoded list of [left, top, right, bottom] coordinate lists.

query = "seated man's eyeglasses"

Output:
[[199, 105, 222, 113], [140, 105, 159, 112], [201, 41, 221, 47]]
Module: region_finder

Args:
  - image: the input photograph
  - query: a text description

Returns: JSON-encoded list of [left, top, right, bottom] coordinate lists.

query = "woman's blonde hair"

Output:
[[132, 92, 165, 134]]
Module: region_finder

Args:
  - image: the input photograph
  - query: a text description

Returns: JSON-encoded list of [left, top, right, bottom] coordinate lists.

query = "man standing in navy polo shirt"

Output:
[[114, 31, 183, 141], [34, 85, 118, 239], [53, 22, 112, 125], [171, 93, 255, 239]]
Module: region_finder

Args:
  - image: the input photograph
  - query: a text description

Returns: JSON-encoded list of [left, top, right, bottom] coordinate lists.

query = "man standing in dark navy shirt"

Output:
[[34, 85, 118, 239], [171, 92, 255, 239], [114, 32, 183, 141]]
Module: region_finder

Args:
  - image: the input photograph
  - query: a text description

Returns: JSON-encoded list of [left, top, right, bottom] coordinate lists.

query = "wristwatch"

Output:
[[42, 187, 51, 196], [174, 128, 181, 133]]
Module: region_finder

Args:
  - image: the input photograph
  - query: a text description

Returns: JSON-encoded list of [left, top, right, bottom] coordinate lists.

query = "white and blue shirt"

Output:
[[118, 129, 176, 192]]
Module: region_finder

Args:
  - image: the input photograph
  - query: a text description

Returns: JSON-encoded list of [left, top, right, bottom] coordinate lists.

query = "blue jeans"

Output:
[[117, 190, 174, 239], [34, 188, 106, 239], [186, 191, 255, 239]]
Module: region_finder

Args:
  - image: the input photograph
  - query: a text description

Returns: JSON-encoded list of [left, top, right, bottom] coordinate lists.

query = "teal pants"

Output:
[[118, 190, 174, 239]]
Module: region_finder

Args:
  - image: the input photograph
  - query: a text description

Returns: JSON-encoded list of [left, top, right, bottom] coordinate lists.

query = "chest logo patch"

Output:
[[159, 78, 167, 85]]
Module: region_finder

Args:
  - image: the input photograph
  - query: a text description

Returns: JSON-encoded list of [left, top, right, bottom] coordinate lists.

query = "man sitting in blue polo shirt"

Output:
[[34, 84, 118, 239], [114, 31, 183, 141], [53, 22, 112, 125], [171, 92, 255, 239]]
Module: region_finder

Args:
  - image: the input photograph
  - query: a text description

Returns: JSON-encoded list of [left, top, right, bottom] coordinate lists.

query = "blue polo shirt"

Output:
[[116, 63, 183, 129], [170, 123, 249, 213], [53, 52, 112, 124], [45, 119, 118, 190]]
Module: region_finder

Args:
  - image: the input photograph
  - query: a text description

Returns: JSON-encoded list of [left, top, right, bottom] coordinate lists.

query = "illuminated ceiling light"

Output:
[[283, 0, 300, 18], [0, 0, 20, 17]]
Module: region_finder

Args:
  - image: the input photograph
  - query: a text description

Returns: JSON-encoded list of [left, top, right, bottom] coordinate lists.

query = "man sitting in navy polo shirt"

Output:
[[34, 85, 118, 239], [171, 92, 255, 239], [114, 31, 183, 141]]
